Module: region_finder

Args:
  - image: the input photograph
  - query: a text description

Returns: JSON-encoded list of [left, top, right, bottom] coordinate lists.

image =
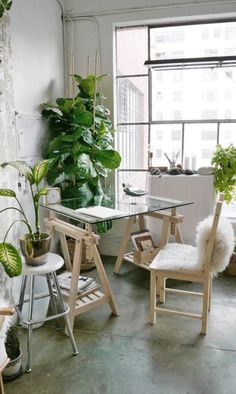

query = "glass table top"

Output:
[[41, 193, 193, 225]]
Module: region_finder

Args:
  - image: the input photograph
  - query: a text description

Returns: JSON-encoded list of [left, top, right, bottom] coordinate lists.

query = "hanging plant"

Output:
[[0, 0, 12, 19]]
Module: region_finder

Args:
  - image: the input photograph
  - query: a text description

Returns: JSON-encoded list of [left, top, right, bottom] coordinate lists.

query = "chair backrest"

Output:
[[196, 193, 235, 275]]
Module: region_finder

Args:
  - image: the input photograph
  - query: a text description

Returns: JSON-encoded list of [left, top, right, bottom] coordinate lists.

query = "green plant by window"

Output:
[[0, 0, 12, 18], [211, 144, 236, 204], [41, 74, 121, 207]]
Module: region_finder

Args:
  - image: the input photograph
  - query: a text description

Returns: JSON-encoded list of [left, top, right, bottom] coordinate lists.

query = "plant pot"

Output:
[[66, 238, 95, 271], [20, 233, 51, 266], [225, 252, 236, 275], [3, 350, 22, 381]]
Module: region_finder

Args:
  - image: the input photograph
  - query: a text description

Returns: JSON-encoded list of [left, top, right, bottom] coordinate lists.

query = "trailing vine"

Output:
[[0, 0, 12, 19]]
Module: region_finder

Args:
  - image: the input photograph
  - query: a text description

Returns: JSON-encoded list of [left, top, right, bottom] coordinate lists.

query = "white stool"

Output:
[[15, 253, 78, 372]]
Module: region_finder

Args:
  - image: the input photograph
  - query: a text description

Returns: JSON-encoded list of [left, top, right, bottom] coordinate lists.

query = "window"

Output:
[[116, 21, 236, 194]]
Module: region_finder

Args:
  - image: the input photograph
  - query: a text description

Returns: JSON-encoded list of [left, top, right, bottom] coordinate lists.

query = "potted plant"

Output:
[[41, 74, 121, 207], [0, 159, 51, 269], [2, 326, 22, 380], [211, 144, 236, 204]]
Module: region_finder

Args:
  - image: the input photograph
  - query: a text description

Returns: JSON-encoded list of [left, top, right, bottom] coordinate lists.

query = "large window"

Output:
[[115, 21, 236, 193]]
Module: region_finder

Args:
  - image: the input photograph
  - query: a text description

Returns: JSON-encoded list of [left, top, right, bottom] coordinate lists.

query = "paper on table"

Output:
[[75, 206, 126, 219]]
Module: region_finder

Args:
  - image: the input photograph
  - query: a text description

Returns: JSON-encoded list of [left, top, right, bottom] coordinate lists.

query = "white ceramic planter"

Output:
[[3, 350, 22, 380]]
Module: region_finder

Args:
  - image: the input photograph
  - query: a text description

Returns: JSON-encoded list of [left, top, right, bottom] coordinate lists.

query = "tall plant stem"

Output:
[[15, 197, 29, 224], [93, 50, 98, 134], [30, 184, 40, 237]]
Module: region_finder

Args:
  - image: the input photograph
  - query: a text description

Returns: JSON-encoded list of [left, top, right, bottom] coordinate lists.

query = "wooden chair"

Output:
[[149, 193, 234, 334], [0, 307, 14, 394]]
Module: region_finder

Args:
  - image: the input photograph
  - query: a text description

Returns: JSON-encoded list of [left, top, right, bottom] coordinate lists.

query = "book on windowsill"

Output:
[[131, 230, 155, 253], [57, 271, 96, 294]]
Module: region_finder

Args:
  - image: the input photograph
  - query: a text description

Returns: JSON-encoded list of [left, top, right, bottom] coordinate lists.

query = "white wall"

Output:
[[0, 1, 65, 298], [11, 0, 65, 115]]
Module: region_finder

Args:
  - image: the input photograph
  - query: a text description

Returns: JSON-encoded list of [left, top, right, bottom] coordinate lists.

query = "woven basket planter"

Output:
[[62, 238, 96, 271], [226, 252, 236, 276]]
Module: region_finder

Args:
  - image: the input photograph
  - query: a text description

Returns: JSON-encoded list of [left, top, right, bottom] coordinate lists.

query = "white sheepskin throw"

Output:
[[151, 243, 199, 271], [196, 215, 234, 274]]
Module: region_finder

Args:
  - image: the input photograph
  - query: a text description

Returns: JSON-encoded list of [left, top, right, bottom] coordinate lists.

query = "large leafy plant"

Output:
[[41, 74, 121, 207], [211, 144, 236, 204], [0, 160, 50, 277]]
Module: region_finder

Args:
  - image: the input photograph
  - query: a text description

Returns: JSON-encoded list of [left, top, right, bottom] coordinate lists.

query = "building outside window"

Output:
[[115, 21, 236, 195]]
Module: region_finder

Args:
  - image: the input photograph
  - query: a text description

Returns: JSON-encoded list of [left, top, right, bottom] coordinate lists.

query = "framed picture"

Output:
[[131, 230, 155, 253]]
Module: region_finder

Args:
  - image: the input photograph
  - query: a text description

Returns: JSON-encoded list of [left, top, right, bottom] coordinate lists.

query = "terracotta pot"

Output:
[[20, 233, 51, 266]]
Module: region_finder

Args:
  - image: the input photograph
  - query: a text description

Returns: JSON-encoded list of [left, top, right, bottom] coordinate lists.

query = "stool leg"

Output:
[[18, 275, 27, 312], [26, 275, 35, 373], [46, 273, 60, 331], [51, 272, 78, 356]]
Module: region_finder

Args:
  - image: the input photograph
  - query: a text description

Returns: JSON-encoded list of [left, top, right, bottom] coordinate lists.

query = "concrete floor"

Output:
[[5, 257, 236, 394]]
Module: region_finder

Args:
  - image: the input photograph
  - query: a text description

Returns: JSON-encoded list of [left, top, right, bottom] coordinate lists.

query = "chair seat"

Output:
[[150, 243, 202, 272]]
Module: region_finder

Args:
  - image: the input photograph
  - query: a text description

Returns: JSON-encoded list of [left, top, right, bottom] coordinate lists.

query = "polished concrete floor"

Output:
[[5, 257, 236, 394]]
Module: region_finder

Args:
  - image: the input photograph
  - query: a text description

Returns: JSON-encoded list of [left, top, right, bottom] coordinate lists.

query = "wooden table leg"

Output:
[[114, 216, 135, 274], [92, 244, 119, 316], [67, 238, 83, 333], [138, 214, 146, 231]]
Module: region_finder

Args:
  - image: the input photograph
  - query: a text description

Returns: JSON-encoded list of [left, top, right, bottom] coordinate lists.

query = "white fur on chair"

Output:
[[152, 216, 234, 275], [153, 243, 199, 271], [196, 215, 234, 274]]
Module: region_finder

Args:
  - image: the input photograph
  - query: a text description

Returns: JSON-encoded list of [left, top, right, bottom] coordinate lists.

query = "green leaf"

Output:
[[0, 188, 16, 198], [82, 129, 94, 145], [42, 104, 63, 117], [77, 153, 97, 179], [34, 188, 48, 202], [93, 162, 110, 177], [74, 112, 93, 127], [80, 77, 95, 98], [62, 182, 94, 206], [33, 160, 50, 185], [1, 161, 34, 183], [0, 243, 22, 277], [94, 150, 121, 169], [73, 74, 83, 85], [56, 98, 74, 113], [46, 167, 64, 186], [63, 163, 80, 176]]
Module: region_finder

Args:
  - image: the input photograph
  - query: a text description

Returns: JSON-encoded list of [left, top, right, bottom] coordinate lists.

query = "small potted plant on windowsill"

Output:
[[211, 144, 236, 275], [211, 144, 236, 204], [0, 159, 51, 270], [2, 326, 22, 380]]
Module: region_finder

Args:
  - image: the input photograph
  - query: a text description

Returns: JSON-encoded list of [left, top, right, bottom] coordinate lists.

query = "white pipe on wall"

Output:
[[65, 0, 236, 18]]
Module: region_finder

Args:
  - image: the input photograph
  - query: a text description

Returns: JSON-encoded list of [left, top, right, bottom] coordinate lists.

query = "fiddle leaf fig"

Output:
[[77, 153, 97, 179], [94, 149, 121, 169], [42, 73, 121, 233]]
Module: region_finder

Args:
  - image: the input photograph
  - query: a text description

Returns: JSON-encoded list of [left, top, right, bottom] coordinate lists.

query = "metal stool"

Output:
[[15, 253, 78, 372]]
